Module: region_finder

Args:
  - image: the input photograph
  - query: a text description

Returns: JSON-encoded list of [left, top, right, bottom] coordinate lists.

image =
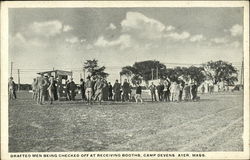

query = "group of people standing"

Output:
[[10, 74, 198, 105], [31, 75, 78, 105], [149, 77, 198, 102], [79, 77, 135, 105]]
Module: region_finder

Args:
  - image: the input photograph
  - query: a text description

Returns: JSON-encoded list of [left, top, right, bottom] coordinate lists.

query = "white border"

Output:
[[1, 1, 249, 160]]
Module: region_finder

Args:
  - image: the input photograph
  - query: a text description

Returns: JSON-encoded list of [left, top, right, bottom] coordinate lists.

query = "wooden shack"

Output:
[[37, 70, 72, 99]]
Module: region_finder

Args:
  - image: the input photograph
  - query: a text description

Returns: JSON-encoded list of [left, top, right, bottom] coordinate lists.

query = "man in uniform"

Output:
[[8, 77, 16, 100], [149, 82, 157, 102], [85, 76, 94, 105], [122, 79, 130, 102], [80, 78, 86, 101], [94, 76, 106, 104], [68, 78, 77, 101], [113, 79, 121, 102], [31, 78, 38, 100], [47, 76, 55, 104], [108, 82, 113, 101], [37, 75, 48, 105]]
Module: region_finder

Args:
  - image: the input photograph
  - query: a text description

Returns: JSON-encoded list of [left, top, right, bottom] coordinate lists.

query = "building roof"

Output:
[[37, 70, 72, 76]]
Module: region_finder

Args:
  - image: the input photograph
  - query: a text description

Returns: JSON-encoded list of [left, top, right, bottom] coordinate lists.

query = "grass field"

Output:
[[9, 91, 243, 152]]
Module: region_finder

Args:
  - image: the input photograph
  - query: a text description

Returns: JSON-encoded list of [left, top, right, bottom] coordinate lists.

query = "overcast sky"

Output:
[[9, 8, 243, 84]]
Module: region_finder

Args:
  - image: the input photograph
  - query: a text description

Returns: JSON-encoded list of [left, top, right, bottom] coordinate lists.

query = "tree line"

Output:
[[83, 59, 238, 86]]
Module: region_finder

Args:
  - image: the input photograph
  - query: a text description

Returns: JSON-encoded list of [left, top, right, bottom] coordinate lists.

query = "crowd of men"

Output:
[[9, 74, 199, 105], [148, 77, 199, 102]]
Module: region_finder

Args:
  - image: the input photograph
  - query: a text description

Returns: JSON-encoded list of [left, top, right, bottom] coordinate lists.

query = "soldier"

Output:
[[44, 75, 50, 101], [157, 82, 164, 101], [66, 80, 70, 100], [191, 81, 198, 101], [94, 77, 106, 104], [163, 80, 171, 102], [31, 78, 38, 100], [80, 78, 86, 101], [122, 79, 130, 102], [149, 82, 157, 102], [68, 78, 77, 101], [47, 76, 55, 104], [37, 75, 48, 105], [85, 76, 93, 105], [8, 77, 16, 100], [135, 82, 143, 104], [108, 82, 113, 101], [113, 79, 121, 102]]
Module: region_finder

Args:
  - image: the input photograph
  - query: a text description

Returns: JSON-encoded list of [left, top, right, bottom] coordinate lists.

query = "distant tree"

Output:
[[83, 59, 109, 78], [120, 66, 139, 79], [186, 66, 206, 85], [131, 74, 143, 85], [120, 66, 142, 85], [132, 60, 167, 81], [120, 60, 167, 84], [163, 66, 205, 85], [202, 60, 238, 85]]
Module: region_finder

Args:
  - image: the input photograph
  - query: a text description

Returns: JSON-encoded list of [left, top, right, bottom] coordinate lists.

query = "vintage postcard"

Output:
[[1, 1, 249, 160]]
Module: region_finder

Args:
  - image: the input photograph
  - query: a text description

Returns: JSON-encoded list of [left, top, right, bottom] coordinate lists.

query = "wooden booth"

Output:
[[37, 70, 72, 99]]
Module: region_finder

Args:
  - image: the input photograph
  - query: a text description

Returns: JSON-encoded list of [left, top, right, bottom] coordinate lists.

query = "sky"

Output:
[[9, 8, 243, 84]]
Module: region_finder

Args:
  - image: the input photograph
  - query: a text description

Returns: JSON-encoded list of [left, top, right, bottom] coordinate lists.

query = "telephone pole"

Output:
[[240, 60, 244, 85], [156, 67, 159, 79], [10, 61, 13, 77], [83, 69, 86, 80], [17, 69, 20, 91], [151, 68, 154, 80]]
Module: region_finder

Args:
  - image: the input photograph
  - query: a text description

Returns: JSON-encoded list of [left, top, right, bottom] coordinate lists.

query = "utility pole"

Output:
[[10, 61, 13, 77], [17, 69, 20, 91], [156, 67, 159, 80], [83, 69, 86, 80], [151, 68, 154, 80], [80, 73, 82, 79], [240, 60, 244, 85]]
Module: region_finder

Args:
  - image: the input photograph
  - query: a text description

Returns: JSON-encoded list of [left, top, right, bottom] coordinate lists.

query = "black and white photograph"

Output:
[[1, 1, 249, 160]]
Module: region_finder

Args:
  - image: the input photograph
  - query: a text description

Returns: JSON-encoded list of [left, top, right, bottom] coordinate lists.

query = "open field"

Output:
[[9, 91, 243, 152]]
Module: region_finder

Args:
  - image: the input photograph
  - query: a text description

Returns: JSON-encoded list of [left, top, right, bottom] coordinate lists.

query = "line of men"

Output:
[[148, 77, 198, 102], [80, 76, 133, 105], [31, 74, 198, 105], [32, 75, 79, 105]]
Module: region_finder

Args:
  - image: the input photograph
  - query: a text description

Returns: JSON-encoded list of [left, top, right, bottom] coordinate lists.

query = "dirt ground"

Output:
[[8, 91, 243, 152]]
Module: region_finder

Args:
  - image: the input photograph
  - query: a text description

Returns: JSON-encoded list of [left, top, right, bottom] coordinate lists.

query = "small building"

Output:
[[37, 70, 73, 99]]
